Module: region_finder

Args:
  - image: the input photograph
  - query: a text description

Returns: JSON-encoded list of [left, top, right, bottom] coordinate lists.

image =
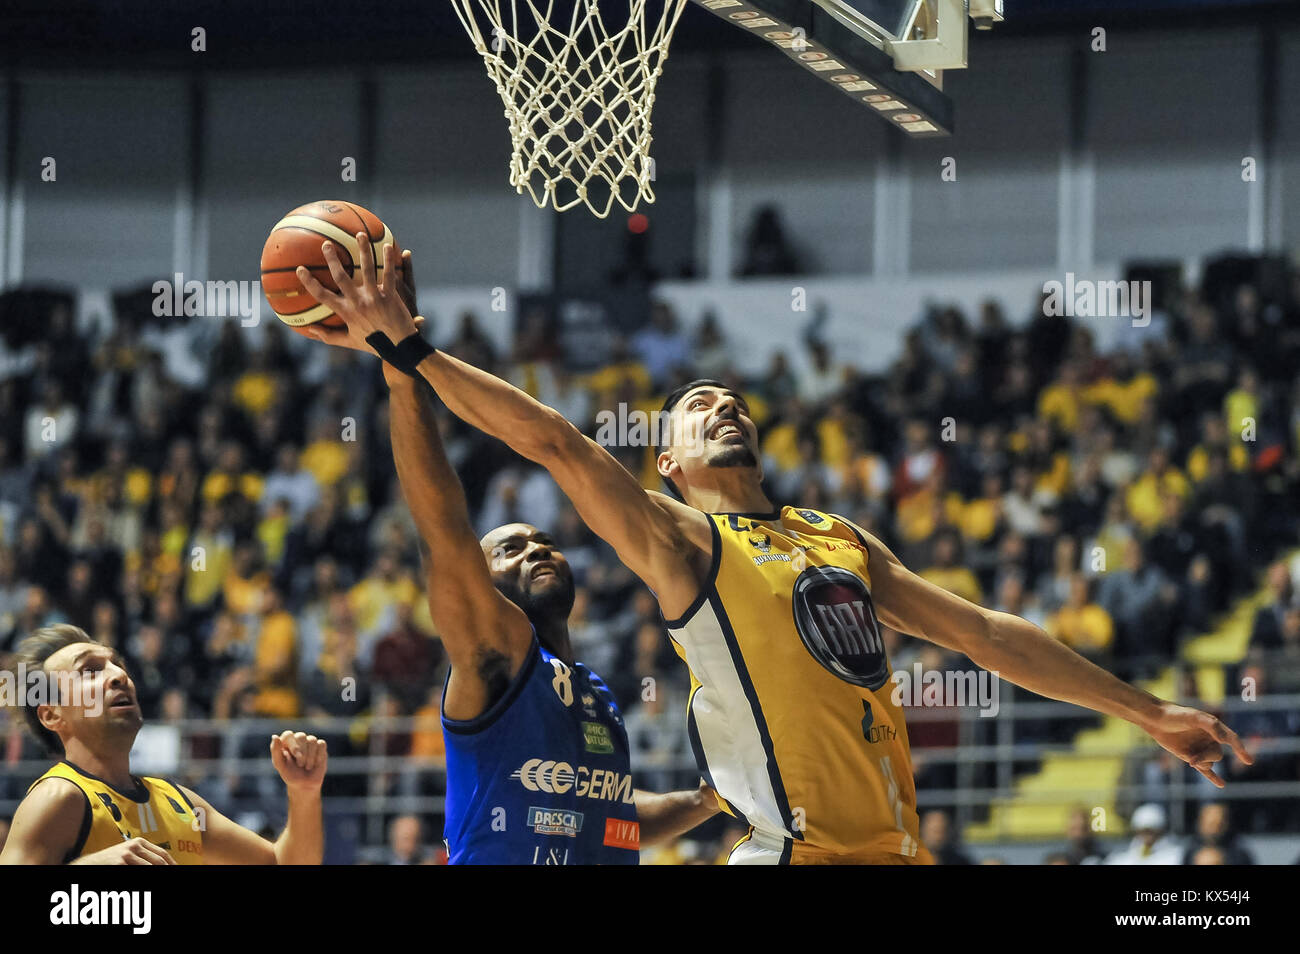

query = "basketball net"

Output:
[[452, 0, 689, 218]]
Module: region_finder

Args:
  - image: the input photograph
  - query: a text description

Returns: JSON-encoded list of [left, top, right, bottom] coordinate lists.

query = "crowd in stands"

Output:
[[1, 249, 1299, 860]]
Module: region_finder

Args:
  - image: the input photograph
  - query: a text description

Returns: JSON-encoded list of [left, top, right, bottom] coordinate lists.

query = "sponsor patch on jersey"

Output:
[[527, 806, 585, 837], [511, 760, 637, 803], [796, 509, 825, 524], [753, 553, 792, 566], [581, 693, 598, 718], [748, 533, 772, 553], [582, 721, 614, 754], [791, 565, 890, 690], [603, 818, 640, 851]]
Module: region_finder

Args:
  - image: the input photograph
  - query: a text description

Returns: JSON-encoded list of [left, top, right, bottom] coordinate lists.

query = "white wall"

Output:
[[3, 26, 1298, 301]]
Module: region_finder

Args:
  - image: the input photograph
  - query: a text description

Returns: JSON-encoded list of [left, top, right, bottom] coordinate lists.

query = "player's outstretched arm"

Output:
[[0, 778, 176, 865], [857, 527, 1254, 788], [383, 362, 537, 718], [298, 236, 707, 620], [633, 780, 720, 849], [179, 731, 328, 864]]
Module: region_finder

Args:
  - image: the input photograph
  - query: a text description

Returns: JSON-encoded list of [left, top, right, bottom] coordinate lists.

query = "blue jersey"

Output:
[[441, 637, 640, 865]]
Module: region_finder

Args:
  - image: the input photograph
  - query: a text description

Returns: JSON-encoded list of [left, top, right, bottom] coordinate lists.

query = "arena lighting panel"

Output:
[[693, 0, 1004, 137]]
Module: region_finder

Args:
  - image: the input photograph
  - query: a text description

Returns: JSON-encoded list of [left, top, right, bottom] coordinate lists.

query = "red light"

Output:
[[627, 213, 649, 234]]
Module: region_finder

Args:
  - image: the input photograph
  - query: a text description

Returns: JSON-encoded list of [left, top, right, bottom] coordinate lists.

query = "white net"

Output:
[[452, 0, 689, 218]]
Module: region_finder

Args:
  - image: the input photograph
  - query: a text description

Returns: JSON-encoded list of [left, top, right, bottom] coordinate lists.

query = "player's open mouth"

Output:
[[709, 421, 744, 442], [530, 564, 558, 581], [108, 694, 136, 710]]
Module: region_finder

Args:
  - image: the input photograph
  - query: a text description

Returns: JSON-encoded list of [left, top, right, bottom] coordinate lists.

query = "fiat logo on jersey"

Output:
[[791, 566, 889, 690]]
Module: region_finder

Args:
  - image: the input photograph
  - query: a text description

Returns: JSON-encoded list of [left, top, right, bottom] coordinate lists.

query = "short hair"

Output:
[[656, 378, 728, 500], [10, 624, 94, 755]]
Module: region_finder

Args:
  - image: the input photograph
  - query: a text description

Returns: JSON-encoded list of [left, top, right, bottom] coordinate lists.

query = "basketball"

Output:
[[260, 199, 398, 333]]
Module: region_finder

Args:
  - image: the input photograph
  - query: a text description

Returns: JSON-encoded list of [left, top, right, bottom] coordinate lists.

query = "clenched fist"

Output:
[[270, 731, 329, 793]]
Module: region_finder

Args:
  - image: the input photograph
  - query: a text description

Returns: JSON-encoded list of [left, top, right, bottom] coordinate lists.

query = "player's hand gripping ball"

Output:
[[261, 200, 398, 337]]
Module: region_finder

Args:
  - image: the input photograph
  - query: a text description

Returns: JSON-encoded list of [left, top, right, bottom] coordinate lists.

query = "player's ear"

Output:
[[37, 703, 63, 736], [656, 448, 677, 483]]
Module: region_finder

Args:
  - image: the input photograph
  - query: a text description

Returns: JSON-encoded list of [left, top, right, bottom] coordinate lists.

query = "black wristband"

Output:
[[366, 330, 435, 378]]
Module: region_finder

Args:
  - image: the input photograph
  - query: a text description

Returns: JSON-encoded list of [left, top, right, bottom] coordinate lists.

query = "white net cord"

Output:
[[452, 0, 690, 218]]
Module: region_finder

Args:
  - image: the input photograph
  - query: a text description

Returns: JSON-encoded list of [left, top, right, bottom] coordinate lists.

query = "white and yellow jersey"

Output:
[[667, 507, 930, 864]]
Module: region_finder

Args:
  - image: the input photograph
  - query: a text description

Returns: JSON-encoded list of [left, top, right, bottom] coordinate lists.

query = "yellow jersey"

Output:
[[666, 507, 930, 864], [29, 761, 205, 865]]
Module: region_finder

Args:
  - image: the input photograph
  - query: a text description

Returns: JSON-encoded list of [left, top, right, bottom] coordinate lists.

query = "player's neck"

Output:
[[687, 474, 775, 517], [62, 738, 136, 792], [536, 617, 575, 667]]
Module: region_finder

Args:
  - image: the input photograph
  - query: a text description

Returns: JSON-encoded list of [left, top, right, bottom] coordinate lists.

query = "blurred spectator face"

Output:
[[0, 547, 14, 582], [155, 592, 181, 628], [217, 442, 243, 473], [389, 816, 423, 862], [920, 811, 951, 849], [1066, 808, 1090, 842], [997, 574, 1024, 612], [199, 504, 223, 533], [68, 561, 93, 595], [1010, 466, 1033, 497], [904, 420, 929, 452], [375, 551, 400, 581], [275, 444, 300, 473], [1196, 803, 1229, 842], [43, 379, 65, 409], [1281, 608, 1300, 646], [1067, 574, 1090, 609], [160, 689, 187, 721], [1201, 414, 1227, 444], [92, 600, 117, 633], [138, 626, 164, 663], [1266, 562, 1291, 601], [232, 542, 259, 576], [1191, 845, 1226, 866], [981, 472, 1003, 499], [314, 557, 340, 592], [1123, 538, 1144, 572], [932, 534, 957, 567], [1054, 535, 1078, 573]]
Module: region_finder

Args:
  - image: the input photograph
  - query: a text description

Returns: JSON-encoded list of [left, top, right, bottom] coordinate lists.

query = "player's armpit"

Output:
[[0, 778, 86, 865], [178, 786, 276, 865]]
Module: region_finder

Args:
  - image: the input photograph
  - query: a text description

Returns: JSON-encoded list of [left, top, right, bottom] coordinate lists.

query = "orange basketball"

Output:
[[260, 200, 397, 334]]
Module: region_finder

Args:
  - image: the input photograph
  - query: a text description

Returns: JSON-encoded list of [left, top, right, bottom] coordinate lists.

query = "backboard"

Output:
[[693, 0, 1005, 136]]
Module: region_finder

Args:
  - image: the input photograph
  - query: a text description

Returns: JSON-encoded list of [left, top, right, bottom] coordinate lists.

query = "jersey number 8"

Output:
[[549, 658, 574, 706]]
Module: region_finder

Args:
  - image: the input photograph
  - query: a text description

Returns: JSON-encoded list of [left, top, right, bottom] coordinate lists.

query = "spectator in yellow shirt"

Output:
[[919, 529, 984, 605], [1037, 361, 1086, 435], [1223, 367, 1259, 440], [253, 586, 299, 718], [348, 548, 420, 662], [1046, 573, 1114, 660], [184, 503, 233, 610], [1125, 446, 1190, 532], [1185, 412, 1250, 483], [224, 540, 271, 616], [200, 442, 265, 506]]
